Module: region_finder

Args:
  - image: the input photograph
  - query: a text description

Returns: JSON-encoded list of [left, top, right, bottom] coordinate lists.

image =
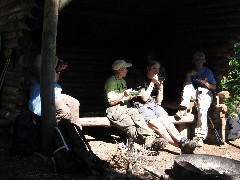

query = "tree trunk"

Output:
[[41, 0, 59, 156]]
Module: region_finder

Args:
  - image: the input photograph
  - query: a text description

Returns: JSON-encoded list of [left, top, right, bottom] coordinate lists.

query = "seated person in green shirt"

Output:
[[104, 60, 165, 150]]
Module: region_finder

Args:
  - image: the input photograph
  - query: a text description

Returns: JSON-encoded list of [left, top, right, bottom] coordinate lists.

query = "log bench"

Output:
[[79, 91, 229, 142], [79, 113, 196, 139], [162, 91, 229, 143]]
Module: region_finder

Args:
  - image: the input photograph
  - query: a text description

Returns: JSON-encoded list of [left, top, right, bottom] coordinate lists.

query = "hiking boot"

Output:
[[148, 138, 168, 151], [179, 137, 197, 154], [178, 105, 187, 110], [145, 135, 157, 147], [193, 136, 204, 147], [174, 109, 187, 120], [145, 135, 168, 151]]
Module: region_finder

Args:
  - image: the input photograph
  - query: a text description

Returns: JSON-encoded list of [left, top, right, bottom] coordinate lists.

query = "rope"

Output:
[[0, 58, 11, 91]]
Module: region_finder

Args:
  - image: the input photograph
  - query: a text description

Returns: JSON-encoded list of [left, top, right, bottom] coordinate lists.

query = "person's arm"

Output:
[[55, 63, 68, 82], [107, 91, 130, 106], [198, 69, 216, 91], [140, 74, 159, 102], [198, 79, 216, 91], [55, 71, 60, 82], [155, 81, 164, 104], [105, 79, 131, 106], [140, 82, 155, 102]]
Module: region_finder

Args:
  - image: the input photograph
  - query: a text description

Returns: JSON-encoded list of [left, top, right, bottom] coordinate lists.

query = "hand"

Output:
[[191, 70, 197, 76], [124, 90, 131, 97], [56, 64, 68, 72], [198, 77, 207, 84], [152, 74, 159, 84]]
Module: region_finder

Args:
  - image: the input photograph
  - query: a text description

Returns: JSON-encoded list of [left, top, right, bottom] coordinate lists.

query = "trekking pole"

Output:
[[208, 113, 224, 145], [0, 58, 11, 91]]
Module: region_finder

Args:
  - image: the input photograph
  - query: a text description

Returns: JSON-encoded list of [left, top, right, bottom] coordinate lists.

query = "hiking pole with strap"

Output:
[[208, 113, 224, 145]]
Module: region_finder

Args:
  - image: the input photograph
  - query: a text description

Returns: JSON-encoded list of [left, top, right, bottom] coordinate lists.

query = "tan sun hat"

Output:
[[193, 51, 206, 62], [112, 60, 132, 70]]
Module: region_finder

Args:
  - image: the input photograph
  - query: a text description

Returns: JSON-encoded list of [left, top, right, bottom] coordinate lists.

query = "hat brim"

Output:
[[193, 59, 206, 63], [125, 63, 132, 67]]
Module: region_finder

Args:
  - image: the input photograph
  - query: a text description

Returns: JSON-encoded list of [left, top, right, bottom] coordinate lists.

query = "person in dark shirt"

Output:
[[132, 58, 197, 154]]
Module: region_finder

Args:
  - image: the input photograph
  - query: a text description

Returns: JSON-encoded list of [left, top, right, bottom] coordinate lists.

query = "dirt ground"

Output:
[[0, 126, 240, 180]]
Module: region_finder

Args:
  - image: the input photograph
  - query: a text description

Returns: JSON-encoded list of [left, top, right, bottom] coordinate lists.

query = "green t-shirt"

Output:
[[104, 76, 130, 107], [105, 76, 127, 94]]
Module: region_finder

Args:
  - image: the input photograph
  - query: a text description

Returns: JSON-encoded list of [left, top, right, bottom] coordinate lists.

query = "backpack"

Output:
[[12, 110, 42, 155], [52, 118, 109, 174]]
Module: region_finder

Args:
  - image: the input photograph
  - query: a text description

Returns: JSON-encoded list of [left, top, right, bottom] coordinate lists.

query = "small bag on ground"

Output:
[[12, 110, 42, 155], [52, 118, 109, 174]]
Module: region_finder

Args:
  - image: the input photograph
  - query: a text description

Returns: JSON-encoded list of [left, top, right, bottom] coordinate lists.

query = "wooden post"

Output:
[[41, 0, 59, 156]]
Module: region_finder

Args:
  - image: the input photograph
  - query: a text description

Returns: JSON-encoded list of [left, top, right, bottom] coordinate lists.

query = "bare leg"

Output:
[[148, 118, 179, 147], [159, 114, 183, 146]]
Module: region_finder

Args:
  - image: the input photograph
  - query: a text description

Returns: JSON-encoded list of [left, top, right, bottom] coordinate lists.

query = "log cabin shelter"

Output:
[[0, 0, 240, 128]]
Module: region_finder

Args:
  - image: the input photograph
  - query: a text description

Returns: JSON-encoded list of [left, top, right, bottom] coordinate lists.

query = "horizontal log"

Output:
[[0, 0, 32, 17], [0, 109, 18, 121], [0, 7, 31, 26], [79, 114, 195, 127], [162, 101, 195, 110], [175, 0, 240, 14], [1, 86, 21, 96], [30, 6, 43, 18], [0, 118, 14, 128], [176, 11, 240, 25], [211, 66, 228, 73], [0, 102, 25, 112], [5, 71, 24, 81], [33, 0, 72, 12], [2, 79, 24, 88], [1, 94, 27, 105], [18, 36, 34, 49], [25, 16, 40, 29], [3, 48, 13, 57], [3, 30, 24, 40], [4, 38, 18, 49], [0, 17, 39, 34]]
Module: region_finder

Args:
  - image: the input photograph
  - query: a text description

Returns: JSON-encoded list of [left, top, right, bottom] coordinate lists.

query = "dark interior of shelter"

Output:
[[1, 0, 240, 117]]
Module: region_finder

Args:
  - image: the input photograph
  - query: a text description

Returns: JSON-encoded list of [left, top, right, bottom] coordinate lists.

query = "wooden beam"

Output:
[[41, 0, 59, 156], [79, 114, 195, 127]]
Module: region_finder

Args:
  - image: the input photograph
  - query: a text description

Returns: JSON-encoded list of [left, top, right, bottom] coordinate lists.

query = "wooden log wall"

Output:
[[56, 47, 134, 113], [165, 0, 240, 91], [1, 0, 240, 128], [0, 0, 71, 127]]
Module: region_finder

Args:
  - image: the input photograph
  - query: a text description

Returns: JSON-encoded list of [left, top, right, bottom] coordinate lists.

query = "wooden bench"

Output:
[[79, 91, 229, 141], [162, 91, 229, 143], [79, 113, 195, 139]]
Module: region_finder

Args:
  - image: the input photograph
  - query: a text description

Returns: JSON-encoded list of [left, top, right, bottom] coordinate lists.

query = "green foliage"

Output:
[[220, 43, 240, 118]]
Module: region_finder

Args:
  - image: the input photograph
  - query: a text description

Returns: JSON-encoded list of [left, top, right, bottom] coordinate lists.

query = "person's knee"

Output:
[[57, 106, 71, 116], [72, 97, 80, 107]]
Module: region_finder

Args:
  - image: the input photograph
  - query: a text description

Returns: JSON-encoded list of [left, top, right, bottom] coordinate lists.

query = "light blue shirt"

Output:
[[28, 81, 62, 116]]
